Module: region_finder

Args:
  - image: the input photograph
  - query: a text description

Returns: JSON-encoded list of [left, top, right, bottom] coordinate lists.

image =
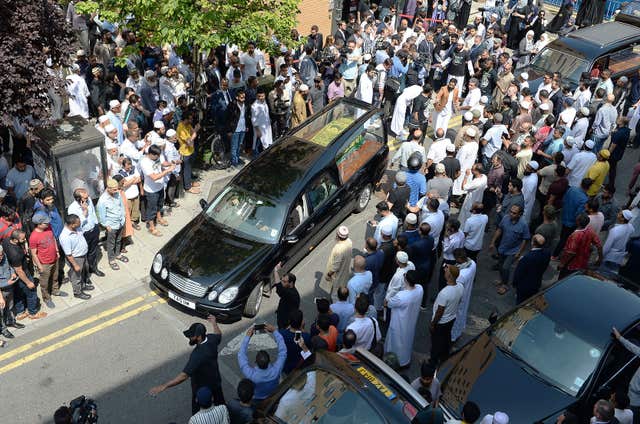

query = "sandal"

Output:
[[149, 229, 162, 237], [192, 181, 201, 187], [29, 311, 48, 320], [116, 255, 129, 263], [109, 262, 120, 271], [16, 311, 29, 321], [496, 285, 510, 295], [132, 223, 141, 230], [120, 248, 128, 253], [187, 187, 201, 194], [157, 218, 169, 227]]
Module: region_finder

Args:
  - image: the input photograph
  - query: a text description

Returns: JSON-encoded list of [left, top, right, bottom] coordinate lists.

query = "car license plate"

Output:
[[168, 291, 196, 310]]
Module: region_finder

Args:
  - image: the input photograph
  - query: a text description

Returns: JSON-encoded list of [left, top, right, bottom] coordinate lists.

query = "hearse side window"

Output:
[[608, 46, 640, 76], [336, 114, 384, 184], [306, 173, 339, 212]]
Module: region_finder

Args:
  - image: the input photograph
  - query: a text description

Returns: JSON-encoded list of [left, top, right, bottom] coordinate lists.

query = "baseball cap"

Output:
[[32, 212, 50, 225], [183, 322, 207, 338]]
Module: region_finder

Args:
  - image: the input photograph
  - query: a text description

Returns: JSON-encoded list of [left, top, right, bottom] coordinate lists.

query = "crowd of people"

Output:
[[27, 0, 640, 423]]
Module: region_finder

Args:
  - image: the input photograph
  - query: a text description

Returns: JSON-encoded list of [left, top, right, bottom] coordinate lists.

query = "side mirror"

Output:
[[199, 199, 208, 211], [284, 235, 299, 244]]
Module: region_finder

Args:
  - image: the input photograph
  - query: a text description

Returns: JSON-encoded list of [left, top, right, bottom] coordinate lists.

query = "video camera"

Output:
[[69, 395, 98, 424]]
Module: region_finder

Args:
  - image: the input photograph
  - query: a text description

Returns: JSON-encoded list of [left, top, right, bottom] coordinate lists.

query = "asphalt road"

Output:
[[3, 131, 637, 423]]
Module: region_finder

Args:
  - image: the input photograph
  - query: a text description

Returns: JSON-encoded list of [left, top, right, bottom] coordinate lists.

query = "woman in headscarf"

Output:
[[516, 30, 536, 69], [506, 0, 531, 50]]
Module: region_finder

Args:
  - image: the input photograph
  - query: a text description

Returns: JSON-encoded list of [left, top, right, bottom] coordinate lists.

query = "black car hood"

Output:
[[439, 333, 575, 422], [161, 215, 272, 285]]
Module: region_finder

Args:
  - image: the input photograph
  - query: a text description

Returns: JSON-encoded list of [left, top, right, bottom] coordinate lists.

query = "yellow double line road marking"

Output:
[[0, 292, 165, 376]]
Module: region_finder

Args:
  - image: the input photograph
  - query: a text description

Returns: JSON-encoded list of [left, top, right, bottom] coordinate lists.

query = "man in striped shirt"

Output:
[[189, 386, 230, 424]]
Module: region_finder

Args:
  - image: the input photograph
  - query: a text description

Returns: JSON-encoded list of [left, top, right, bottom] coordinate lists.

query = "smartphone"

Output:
[[254, 323, 266, 333], [294, 331, 302, 342]]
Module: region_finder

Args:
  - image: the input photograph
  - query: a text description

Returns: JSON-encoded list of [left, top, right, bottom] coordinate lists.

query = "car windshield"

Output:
[[491, 300, 602, 396], [205, 185, 286, 244], [273, 370, 386, 424], [530, 48, 589, 84]]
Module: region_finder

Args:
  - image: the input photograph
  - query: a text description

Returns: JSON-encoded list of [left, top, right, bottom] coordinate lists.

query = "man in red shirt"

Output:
[[29, 212, 60, 309], [558, 213, 602, 280]]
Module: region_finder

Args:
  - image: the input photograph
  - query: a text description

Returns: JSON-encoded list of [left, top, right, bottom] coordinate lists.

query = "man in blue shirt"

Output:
[[406, 154, 427, 207], [67, 184, 104, 278], [408, 222, 435, 308], [331, 287, 355, 334], [238, 323, 286, 401], [364, 237, 384, 307], [346, 255, 373, 303], [490, 204, 530, 294], [554, 177, 591, 258], [96, 179, 126, 270], [278, 310, 311, 375], [399, 213, 420, 245]]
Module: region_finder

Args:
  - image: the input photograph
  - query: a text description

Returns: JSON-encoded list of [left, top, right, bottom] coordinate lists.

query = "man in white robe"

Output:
[[66, 64, 90, 119], [384, 270, 423, 367], [385, 251, 415, 302], [355, 65, 375, 104], [458, 164, 487, 225], [522, 161, 539, 225], [451, 251, 477, 342], [390, 84, 423, 137], [452, 129, 479, 196], [251, 89, 273, 155]]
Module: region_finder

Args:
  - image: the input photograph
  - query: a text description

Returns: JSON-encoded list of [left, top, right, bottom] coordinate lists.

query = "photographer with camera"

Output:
[[268, 80, 291, 139], [149, 315, 225, 414]]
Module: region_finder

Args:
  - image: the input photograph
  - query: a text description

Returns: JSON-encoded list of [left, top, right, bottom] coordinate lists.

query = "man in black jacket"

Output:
[[513, 234, 551, 304], [272, 263, 300, 329], [226, 89, 251, 168]]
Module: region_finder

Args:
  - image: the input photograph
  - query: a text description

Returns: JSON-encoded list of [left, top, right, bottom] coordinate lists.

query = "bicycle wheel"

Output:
[[209, 132, 229, 169]]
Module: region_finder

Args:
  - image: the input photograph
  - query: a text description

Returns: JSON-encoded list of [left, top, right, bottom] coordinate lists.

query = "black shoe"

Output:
[[45, 299, 55, 309], [84, 284, 95, 291], [8, 322, 25, 329], [168, 201, 179, 208], [74, 292, 91, 300], [52, 291, 68, 297], [1, 329, 14, 338], [93, 269, 105, 277]]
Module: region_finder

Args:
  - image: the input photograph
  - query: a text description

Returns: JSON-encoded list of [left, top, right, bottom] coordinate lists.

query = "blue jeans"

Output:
[[144, 190, 164, 222], [14, 279, 39, 315], [182, 154, 193, 190], [230, 131, 246, 165]]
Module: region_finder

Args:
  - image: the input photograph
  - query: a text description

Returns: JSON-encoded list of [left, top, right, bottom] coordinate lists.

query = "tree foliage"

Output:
[[76, 0, 303, 56], [0, 0, 76, 128]]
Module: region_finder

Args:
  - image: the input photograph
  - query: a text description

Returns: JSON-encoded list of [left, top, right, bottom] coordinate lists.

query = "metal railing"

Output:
[[544, 0, 624, 20]]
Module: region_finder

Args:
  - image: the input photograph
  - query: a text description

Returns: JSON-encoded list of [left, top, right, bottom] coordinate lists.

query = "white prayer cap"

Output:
[[0, 188, 7, 198], [520, 100, 531, 109], [363, 53, 372, 61], [166, 129, 177, 138], [528, 160, 539, 170], [337, 225, 349, 239], [463, 111, 473, 121], [144, 70, 156, 79], [153, 137, 166, 147], [162, 108, 172, 115], [575, 139, 585, 149], [71, 63, 80, 72], [585, 139, 595, 149], [98, 115, 110, 123], [492, 412, 509, 424], [396, 251, 409, 264], [520, 72, 529, 80], [299, 84, 309, 92], [153, 121, 165, 129], [480, 95, 488, 104], [160, 66, 169, 75], [405, 213, 418, 225], [104, 124, 116, 133], [539, 103, 550, 111], [580, 107, 590, 116], [457, 38, 465, 45], [446, 144, 456, 152], [77, 49, 86, 57], [109, 99, 121, 109], [466, 127, 477, 137], [623, 210, 633, 221], [381, 223, 394, 236], [435, 163, 446, 173], [565, 136, 575, 146]]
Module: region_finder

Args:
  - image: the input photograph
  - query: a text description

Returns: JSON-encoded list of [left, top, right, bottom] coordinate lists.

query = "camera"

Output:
[[254, 323, 266, 333], [68, 395, 98, 423], [273, 97, 289, 115]]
